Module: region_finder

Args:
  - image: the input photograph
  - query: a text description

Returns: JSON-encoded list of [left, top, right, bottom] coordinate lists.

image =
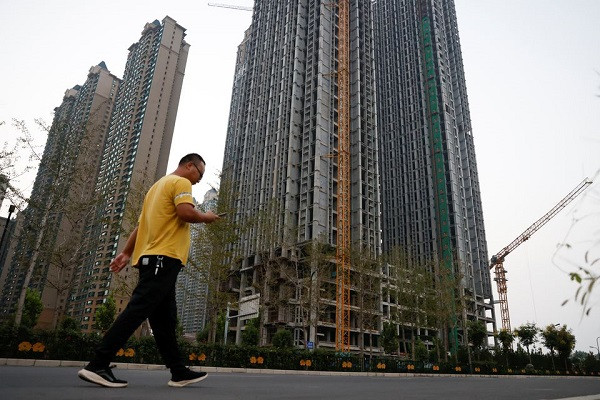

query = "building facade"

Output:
[[68, 16, 189, 331], [0, 63, 120, 327], [373, 0, 495, 343], [222, 0, 381, 350], [176, 189, 217, 336]]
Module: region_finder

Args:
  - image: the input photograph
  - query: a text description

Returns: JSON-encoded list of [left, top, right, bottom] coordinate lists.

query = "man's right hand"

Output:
[[176, 203, 222, 223], [110, 253, 130, 273], [203, 211, 221, 223]]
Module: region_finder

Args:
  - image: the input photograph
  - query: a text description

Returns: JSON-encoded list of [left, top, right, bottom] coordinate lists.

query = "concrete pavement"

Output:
[[1, 360, 600, 400]]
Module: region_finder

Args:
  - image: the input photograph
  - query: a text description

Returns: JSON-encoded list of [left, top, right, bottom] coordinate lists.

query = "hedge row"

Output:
[[2, 325, 599, 376]]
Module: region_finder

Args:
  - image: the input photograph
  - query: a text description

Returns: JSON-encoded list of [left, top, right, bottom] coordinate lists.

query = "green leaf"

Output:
[[570, 273, 582, 283]]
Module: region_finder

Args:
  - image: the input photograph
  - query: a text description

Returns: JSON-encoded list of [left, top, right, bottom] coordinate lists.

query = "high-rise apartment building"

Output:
[[0, 63, 120, 327], [176, 189, 217, 336], [68, 16, 189, 331], [373, 0, 495, 339], [222, 0, 380, 349]]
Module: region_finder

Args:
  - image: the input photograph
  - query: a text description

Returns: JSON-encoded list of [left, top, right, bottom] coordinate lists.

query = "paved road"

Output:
[[1, 366, 599, 400]]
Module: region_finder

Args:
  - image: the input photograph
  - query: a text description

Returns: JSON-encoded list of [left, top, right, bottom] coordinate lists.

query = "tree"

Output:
[[3, 115, 110, 329], [196, 328, 209, 344], [93, 295, 116, 332], [350, 244, 381, 358], [241, 317, 259, 346], [515, 322, 538, 365], [540, 324, 560, 371], [582, 352, 599, 374], [301, 236, 336, 348], [215, 312, 226, 344], [272, 329, 293, 349], [496, 329, 514, 353], [384, 247, 452, 361], [381, 321, 399, 354], [386, 248, 427, 358], [555, 325, 576, 371], [175, 317, 184, 339], [467, 320, 487, 361], [21, 288, 43, 330], [192, 178, 240, 344], [59, 316, 80, 333], [0, 119, 43, 209], [496, 329, 515, 368], [414, 339, 429, 362], [431, 257, 463, 363]]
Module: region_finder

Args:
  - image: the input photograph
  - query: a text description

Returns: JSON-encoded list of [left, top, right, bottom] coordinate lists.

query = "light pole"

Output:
[[592, 336, 600, 360], [0, 204, 16, 252], [224, 302, 231, 344], [224, 302, 258, 345]]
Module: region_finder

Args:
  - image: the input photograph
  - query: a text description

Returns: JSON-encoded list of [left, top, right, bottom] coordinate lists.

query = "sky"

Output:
[[1, 1, 599, 353]]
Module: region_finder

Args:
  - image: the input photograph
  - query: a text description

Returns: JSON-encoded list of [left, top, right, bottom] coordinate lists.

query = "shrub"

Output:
[[272, 330, 293, 349], [241, 318, 259, 346]]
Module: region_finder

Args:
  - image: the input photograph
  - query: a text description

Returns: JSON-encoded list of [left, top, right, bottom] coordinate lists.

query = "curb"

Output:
[[1, 358, 598, 379]]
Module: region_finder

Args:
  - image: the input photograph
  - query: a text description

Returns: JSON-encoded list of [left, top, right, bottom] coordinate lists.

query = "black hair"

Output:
[[179, 153, 205, 166]]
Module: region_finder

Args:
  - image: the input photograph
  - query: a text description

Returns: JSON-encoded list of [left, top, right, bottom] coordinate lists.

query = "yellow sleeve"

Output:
[[173, 177, 194, 206]]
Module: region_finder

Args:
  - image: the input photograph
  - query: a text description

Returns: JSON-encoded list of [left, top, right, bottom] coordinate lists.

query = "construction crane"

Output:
[[335, 0, 351, 352], [490, 178, 592, 332], [212, 0, 350, 351], [208, 2, 252, 11]]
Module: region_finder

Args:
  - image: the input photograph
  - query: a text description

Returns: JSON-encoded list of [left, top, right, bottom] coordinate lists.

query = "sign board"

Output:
[[238, 293, 260, 321]]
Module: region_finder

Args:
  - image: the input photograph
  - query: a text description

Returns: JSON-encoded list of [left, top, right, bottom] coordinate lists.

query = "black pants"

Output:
[[91, 255, 184, 371]]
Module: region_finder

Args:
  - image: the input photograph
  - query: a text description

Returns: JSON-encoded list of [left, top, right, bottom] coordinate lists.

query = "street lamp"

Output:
[[0, 204, 16, 252], [592, 336, 600, 359]]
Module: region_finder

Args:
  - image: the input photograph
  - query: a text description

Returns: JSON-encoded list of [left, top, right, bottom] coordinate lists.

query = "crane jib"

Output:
[[489, 178, 592, 269]]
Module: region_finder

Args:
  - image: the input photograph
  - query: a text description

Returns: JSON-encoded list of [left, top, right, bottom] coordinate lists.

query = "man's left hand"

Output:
[[110, 253, 130, 273]]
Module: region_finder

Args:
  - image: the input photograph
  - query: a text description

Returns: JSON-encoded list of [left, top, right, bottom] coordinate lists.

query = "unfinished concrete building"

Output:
[[221, 0, 381, 350], [373, 0, 495, 350], [175, 189, 217, 336]]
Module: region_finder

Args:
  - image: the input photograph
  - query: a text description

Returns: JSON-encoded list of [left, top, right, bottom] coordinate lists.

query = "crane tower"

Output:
[[335, 0, 351, 352], [490, 178, 592, 331]]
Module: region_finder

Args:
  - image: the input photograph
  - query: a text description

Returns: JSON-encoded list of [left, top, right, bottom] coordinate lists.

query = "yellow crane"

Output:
[[490, 178, 592, 331], [335, 0, 351, 352], [210, 0, 351, 351]]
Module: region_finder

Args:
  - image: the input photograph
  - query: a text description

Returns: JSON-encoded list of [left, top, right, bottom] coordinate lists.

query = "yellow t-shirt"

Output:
[[132, 174, 194, 265]]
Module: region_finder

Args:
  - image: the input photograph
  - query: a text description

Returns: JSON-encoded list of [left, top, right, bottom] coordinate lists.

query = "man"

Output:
[[78, 153, 220, 388]]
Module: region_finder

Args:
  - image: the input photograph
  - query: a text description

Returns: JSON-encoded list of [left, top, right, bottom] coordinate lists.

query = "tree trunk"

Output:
[[443, 326, 450, 363], [411, 326, 416, 360], [14, 210, 49, 326], [401, 325, 407, 354]]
